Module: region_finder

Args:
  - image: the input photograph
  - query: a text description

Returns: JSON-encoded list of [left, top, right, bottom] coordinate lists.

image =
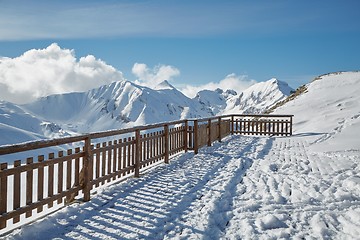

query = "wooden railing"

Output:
[[0, 114, 292, 234], [230, 114, 293, 136]]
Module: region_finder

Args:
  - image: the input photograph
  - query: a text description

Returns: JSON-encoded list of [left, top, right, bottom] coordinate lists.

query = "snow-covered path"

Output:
[[7, 135, 360, 239]]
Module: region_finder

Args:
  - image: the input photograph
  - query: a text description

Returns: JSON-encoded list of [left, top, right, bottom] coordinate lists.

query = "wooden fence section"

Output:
[[0, 114, 292, 233], [231, 114, 293, 136]]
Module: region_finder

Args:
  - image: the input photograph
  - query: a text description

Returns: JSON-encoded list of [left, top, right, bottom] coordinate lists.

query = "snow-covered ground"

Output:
[[3, 71, 360, 239], [6, 134, 359, 239]]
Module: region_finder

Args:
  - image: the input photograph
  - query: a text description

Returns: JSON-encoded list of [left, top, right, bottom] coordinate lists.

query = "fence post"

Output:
[[134, 129, 141, 177], [290, 116, 293, 136], [184, 120, 188, 152], [218, 117, 222, 142], [164, 124, 169, 163], [83, 136, 92, 202], [231, 115, 234, 135], [194, 120, 199, 154], [0, 163, 8, 229], [208, 119, 212, 146]]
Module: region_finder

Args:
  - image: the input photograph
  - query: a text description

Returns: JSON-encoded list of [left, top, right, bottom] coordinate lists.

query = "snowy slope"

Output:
[[224, 78, 293, 114], [274, 71, 360, 153], [0, 101, 72, 146]]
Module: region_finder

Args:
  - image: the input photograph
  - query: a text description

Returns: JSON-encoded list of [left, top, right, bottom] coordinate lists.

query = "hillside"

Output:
[[274, 71, 360, 153]]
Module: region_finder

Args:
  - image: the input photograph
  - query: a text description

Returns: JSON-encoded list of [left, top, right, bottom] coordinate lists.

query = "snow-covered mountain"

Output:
[[0, 78, 293, 146], [194, 88, 237, 115], [223, 78, 293, 114], [194, 78, 293, 115], [23, 80, 212, 132]]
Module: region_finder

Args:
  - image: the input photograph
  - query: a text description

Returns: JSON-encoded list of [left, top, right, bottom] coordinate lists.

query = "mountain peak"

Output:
[[154, 80, 175, 90]]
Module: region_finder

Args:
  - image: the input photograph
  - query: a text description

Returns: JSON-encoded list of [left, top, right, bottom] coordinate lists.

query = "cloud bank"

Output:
[[0, 43, 124, 104], [180, 73, 257, 98], [132, 63, 180, 88]]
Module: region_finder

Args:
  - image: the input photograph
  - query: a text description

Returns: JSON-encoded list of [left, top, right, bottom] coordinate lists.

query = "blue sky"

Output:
[[1, 0, 360, 98]]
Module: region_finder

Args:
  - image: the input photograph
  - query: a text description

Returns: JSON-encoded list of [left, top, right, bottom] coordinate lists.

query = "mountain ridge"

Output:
[[0, 78, 293, 146]]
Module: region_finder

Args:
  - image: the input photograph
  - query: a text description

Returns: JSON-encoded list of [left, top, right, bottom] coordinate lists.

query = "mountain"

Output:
[[223, 78, 293, 114], [274, 71, 360, 153], [23, 80, 213, 134], [194, 88, 237, 115], [0, 78, 293, 146]]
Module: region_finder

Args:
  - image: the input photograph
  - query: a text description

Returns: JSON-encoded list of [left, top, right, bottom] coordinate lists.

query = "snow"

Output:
[[6, 135, 360, 239], [275, 71, 360, 153], [2, 71, 360, 239]]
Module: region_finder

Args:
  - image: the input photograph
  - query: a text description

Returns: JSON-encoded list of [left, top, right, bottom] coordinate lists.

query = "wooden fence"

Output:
[[0, 114, 292, 234]]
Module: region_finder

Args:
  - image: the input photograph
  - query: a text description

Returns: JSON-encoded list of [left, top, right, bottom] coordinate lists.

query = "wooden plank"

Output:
[[131, 137, 135, 172], [164, 124, 170, 162], [0, 163, 8, 229], [149, 133, 153, 163], [113, 140, 117, 181], [74, 147, 80, 189], [107, 141, 112, 182], [218, 117, 222, 142], [13, 160, 21, 223], [127, 137, 132, 174], [37, 155, 44, 213], [146, 133, 150, 165], [48, 153, 54, 208], [193, 121, 199, 154], [152, 133, 156, 162], [83, 137, 91, 202], [239, 119, 242, 134], [0, 135, 87, 156], [57, 151, 63, 204], [154, 132, 158, 161], [90, 144, 94, 187], [0, 152, 84, 176], [95, 143, 100, 187], [101, 142, 106, 183], [26, 157, 33, 218], [65, 149, 72, 203], [134, 130, 141, 177], [122, 138, 127, 176], [118, 139, 122, 172], [235, 119, 239, 133]]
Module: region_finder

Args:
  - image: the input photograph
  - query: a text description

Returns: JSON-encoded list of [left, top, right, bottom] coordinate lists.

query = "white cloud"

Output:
[[0, 43, 124, 104], [180, 73, 257, 98], [132, 63, 180, 88]]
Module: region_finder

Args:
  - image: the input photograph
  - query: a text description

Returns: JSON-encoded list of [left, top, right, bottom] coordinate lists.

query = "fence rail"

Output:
[[0, 114, 292, 234]]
